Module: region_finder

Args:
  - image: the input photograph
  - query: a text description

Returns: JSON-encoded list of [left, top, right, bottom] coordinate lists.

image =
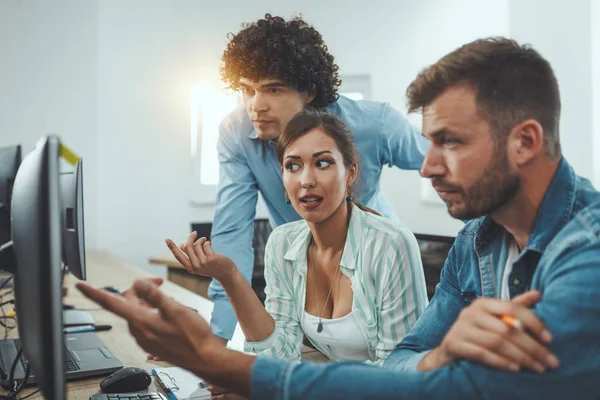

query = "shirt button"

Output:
[[513, 279, 521, 286]]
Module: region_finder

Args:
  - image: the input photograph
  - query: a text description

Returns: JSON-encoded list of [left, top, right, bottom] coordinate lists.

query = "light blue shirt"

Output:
[[209, 95, 428, 340]]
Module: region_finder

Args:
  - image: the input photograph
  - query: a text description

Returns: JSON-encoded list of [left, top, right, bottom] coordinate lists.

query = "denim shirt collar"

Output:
[[475, 157, 575, 254], [282, 204, 363, 272]]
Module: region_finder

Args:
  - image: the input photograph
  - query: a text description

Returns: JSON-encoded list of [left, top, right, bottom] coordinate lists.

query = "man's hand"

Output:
[[418, 290, 559, 373], [76, 279, 222, 371], [166, 232, 237, 282], [207, 383, 248, 400]]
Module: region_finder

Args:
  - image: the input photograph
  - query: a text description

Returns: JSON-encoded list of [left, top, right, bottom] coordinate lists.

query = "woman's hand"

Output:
[[165, 232, 237, 282]]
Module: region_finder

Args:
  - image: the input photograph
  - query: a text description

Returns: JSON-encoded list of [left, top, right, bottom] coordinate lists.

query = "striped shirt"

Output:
[[244, 205, 429, 365]]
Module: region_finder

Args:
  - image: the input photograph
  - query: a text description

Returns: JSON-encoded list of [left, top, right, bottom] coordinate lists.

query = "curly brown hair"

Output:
[[220, 14, 341, 109]]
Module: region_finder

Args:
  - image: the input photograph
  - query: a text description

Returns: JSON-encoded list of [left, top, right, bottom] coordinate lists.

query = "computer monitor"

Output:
[[60, 160, 86, 280], [0, 145, 22, 249], [414, 233, 455, 299], [10, 136, 65, 400]]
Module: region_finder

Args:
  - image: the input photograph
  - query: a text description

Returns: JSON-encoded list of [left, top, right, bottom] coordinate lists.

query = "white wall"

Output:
[[510, 0, 594, 180], [0, 0, 596, 275], [0, 1, 99, 249], [374, 0, 510, 236], [93, 0, 474, 274]]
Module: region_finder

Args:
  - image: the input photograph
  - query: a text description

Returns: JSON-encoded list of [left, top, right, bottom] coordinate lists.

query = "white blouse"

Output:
[[302, 310, 370, 362]]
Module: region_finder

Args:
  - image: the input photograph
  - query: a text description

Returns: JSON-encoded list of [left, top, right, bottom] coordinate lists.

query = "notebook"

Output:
[[151, 367, 211, 400]]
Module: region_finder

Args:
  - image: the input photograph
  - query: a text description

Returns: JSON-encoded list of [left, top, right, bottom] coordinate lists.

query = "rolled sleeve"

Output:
[[243, 325, 278, 353], [244, 230, 304, 359], [378, 103, 428, 170]]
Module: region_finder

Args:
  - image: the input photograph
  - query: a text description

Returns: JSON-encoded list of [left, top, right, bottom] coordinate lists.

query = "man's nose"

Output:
[[251, 92, 268, 113], [420, 147, 447, 178]]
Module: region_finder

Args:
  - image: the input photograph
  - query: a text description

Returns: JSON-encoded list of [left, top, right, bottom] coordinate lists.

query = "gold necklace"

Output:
[[309, 245, 342, 333]]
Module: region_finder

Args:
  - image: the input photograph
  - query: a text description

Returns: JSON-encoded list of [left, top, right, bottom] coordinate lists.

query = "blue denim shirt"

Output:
[[250, 158, 600, 399], [208, 96, 428, 339]]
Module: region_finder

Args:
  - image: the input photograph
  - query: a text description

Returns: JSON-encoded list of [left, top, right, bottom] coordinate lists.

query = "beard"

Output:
[[434, 147, 521, 220]]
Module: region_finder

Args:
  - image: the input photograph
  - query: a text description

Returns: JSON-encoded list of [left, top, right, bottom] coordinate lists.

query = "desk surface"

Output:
[[11, 250, 216, 400], [8, 250, 326, 399], [148, 254, 182, 269]]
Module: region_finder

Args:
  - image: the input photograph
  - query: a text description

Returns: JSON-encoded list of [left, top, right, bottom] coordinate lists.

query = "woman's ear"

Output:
[[347, 162, 358, 187]]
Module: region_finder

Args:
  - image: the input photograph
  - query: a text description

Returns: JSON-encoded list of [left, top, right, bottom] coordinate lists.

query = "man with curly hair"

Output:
[[205, 14, 429, 343]]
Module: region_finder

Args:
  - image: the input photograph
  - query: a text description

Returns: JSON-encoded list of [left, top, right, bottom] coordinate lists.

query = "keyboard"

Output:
[[14, 339, 80, 372], [90, 393, 168, 400]]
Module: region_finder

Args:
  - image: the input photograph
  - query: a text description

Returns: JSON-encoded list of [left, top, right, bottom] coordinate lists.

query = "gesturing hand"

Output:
[[76, 279, 223, 372], [165, 232, 237, 282], [420, 290, 559, 373]]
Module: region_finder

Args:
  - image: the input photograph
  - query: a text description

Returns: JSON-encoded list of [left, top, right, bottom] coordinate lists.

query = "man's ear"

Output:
[[509, 119, 544, 166], [305, 93, 316, 105]]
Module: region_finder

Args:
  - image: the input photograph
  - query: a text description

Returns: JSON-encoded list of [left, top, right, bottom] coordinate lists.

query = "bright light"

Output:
[[190, 83, 240, 185], [341, 92, 364, 101]]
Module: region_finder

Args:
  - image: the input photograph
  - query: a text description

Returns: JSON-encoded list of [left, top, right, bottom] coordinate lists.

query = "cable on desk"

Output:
[[0, 299, 15, 340], [0, 347, 31, 400], [17, 389, 38, 400], [0, 318, 16, 331]]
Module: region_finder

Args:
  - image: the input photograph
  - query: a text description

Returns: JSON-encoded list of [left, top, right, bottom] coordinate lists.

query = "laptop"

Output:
[[0, 332, 123, 388]]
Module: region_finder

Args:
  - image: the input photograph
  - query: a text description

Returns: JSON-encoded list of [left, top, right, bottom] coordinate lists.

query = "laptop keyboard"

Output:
[[14, 340, 80, 372], [90, 393, 167, 400]]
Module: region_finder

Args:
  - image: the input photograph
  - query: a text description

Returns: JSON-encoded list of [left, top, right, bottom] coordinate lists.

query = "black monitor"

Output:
[[414, 233, 455, 300], [60, 160, 86, 280], [0, 145, 22, 249], [10, 136, 66, 400]]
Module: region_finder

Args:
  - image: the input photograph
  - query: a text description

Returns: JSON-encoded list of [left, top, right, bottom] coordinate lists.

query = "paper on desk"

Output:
[[153, 366, 211, 400]]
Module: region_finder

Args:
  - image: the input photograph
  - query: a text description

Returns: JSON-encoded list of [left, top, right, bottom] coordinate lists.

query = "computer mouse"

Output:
[[101, 286, 122, 296], [100, 367, 151, 393]]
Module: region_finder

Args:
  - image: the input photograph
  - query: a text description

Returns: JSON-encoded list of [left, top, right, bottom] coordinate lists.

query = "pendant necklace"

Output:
[[309, 245, 342, 333]]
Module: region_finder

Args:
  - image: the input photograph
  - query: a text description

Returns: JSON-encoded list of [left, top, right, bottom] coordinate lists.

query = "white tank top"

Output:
[[302, 310, 370, 362]]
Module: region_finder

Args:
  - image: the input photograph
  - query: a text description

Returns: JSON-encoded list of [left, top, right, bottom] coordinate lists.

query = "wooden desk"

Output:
[[7, 250, 326, 399], [148, 255, 212, 300], [5, 250, 217, 400]]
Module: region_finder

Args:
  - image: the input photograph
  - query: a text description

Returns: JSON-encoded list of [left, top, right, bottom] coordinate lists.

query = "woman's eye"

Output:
[[270, 88, 281, 94], [316, 160, 332, 168], [285, 163, 299, 171]]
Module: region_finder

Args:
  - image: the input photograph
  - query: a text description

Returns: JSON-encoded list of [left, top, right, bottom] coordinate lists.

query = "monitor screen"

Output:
[[414, 233, 455, 300], [0, 145, 22, 249], [60, 160, 86, 280], [11, 136, 65, 400]]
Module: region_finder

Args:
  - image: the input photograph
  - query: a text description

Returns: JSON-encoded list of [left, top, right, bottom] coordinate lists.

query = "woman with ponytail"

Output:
[[166, 110, 428, 366]]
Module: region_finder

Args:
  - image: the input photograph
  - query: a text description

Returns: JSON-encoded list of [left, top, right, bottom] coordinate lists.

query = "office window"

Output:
[[190, 83, 241, 187], [339, 74, 371, 101], [190, 75, 371, 189]]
